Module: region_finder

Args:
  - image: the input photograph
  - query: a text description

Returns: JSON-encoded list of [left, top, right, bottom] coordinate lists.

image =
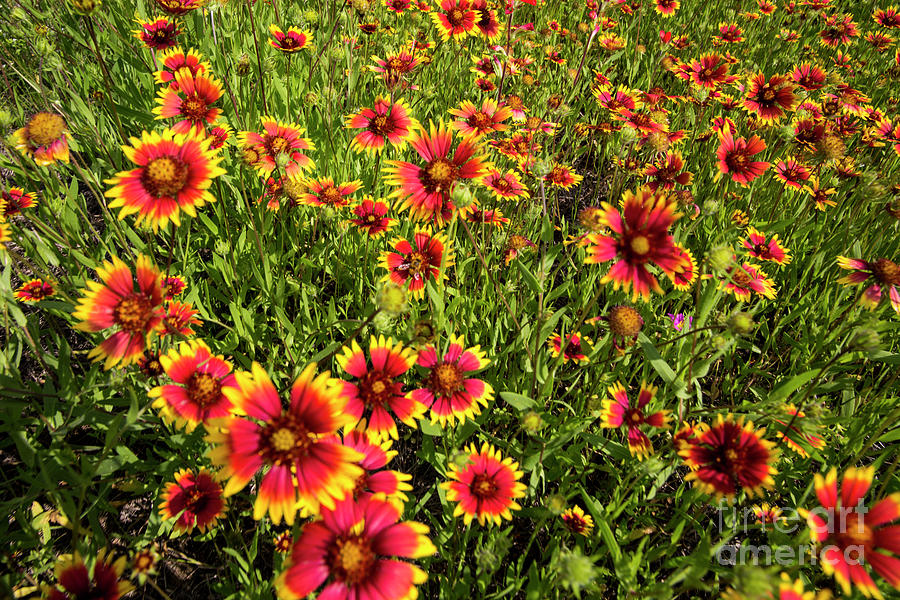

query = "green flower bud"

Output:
[[849, 327, 880, 353], [727, 312, 755, 335], [546, 493, 567, 515], [520, 410, 544, 435], [557, 549, 596, 594], [375, 283, 408, 317], [708, 245, 734, 272]]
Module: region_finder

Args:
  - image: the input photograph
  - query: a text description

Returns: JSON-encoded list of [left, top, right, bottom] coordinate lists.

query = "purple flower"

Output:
[[667, 313, 693, 331]]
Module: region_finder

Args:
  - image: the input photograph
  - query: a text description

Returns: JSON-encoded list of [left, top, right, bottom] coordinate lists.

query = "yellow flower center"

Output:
[[26, 112, 66, 147], [269, 428, 296, 452], [425, 158, 456, 189], [371, 380, 386, 394], [608, 306, 643, 338], [143, 156, 189, 198], [630, 235, 650, 255], [329, 535, 375, 585], [429, 363, 463, 397], [186, 372, 222, 408], [471, 473, 498, 498], [269, 136, 288, 155], [181, 96, 208, 121]]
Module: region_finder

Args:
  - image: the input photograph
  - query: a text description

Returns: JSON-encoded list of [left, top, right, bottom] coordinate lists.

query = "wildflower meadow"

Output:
[[3, 0, 900, 598]]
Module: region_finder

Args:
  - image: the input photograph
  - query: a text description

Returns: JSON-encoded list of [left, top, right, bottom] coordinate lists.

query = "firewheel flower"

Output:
[[716, 127, 770, 186], [73, 255, 166, 370], [206, 363, 363, 524], [679, 414, 778, 501], [801, 466, 900, 597], [448, 98, 511, 138], [345, 97, 417, 154], [42, 549, 134, 600], [15, 278, 55, 302], [741, 228, 792, 265], [14, 112, 70, 166], [348, 196, 396, 237], [238, 117, 316, 178], [432, 0, 478, 41], [379, 228, 454, 299], [719, 262, 777, 301], [134, 16, 180, 51], [601, 382, 669, 459], [105, 129, 225, 231], [742, 73, 797, 124], [383, 121, 490, 225], [342, 429, 414, 502], [159, 468, 226, 534], [154, 46, 209, 88], [584, 187, 690, 302], [561, 506, 595, 536], [443, 442, 527, 526], [837, 256, 900, 314], [335, 335, 424, 441], [548, 332, 592, 364], [268, 25, 312, 53], [154, 69, 223, 135], [482, 169, 530, 200], [148, 339, 237, 431], [299, 177, 361, 208], [408, 334, 493, 426], [771, 403, 825, 458], [275, 494, 435, 600], [2, 186, 37, 216]]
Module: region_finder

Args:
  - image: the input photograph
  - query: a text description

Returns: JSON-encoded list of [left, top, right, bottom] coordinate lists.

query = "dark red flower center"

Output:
[[422, 158, 458, 194], [260, 414, 312, 465], [448, 8, 465, 26], [731, 268, 753, 287], [328, 535, 376, 585], [181, 96, 209, 121], [405, 251, 430, 278], [872, 258, 900, 286], [470, 473, 498, 498], [369, 114, 391, 135], [834, 513, 873, 555], [143, 156, 190, 198], [468, 111, 491, 130], [267, 135, 289, 155], [320, 186, 343, 205], [429, 362, 464, 397], [114, 294, 153, 332], [186, 372, 222, 408], [726, 151, 749, 171], [358, 370, 395, 407]]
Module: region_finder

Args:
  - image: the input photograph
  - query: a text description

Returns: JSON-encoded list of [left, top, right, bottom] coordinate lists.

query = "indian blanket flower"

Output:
[[275, 494, 435, 600], [678, 53, 738, 89], [2, 186, 36, 216], [820, 13, 858, 47], [801, 466, 900, 597], [448, 98, 511, 137], [158, 298, 199, 335], [644, 151, 692, 191], [342, 429, 413, 502], [679, 414, 778, 501], [720, 262, 777, 301], [742, 228, 792, 265], [837, 256, 900, 314], [383, 121, 490, 225], [154, 0, 204, 15], [544, 163, 584, 189], [239, 117, 316, 178], [370, 51, 421, 90], [345, 97, 416, 154], [159, 468, 226, 533], [162, 274, 187, 299], [15, 278, 55, 302], [803, 177, 838, 211], [105, 129, 225, 231], [348, 196, 395, 237], [154, 46, 209, 88], [752, 503, 785, 527], [743, 73, 797, 123], [772, 403, 825, 458], [379, 228, 454, 299], [335, 336, 424, 441], [472, 0, 499, 38], [206, 363, 363, 524], [72, 255, 166, 370], [548, 332, 592, 364], [14, 112, 70, 166], [409, 335, 492, 426], [432, 0, 478, 41], [482, 169, 529, 200], [584, 187, 689, 302], [42, 550, 134, 600], [561, 506, 595, 536], [791, 62, 826, 91], [774, 158, 811, 189], [503, 234, 536, 265], [208, 123, 232, 150], [443, 442, 526, 526], [148, 339, 237, 431], [269, 25, 312, 52], [154, 69, 223, 135], [300, 177, 361, 208], [601, 382, 669, 459], [655, 0, 679, 16], [135, 16, 180, 51], [875, 6, 900, 28], [716, 127, 770, 186]]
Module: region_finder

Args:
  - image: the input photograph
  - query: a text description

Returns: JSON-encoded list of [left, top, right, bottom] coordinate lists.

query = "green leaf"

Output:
[[767, 370, 818, 404], [499, 391, 536, 411]]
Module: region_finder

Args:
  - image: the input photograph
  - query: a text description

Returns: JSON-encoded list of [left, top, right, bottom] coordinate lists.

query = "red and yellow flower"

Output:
[[105, 129, 225, 231], [158, 300, 201, 337], [348, 196, 396, 237], [154, 46, 209, 88], [408, 334, 492, 426], [716, 127, 770, 186], [239, 117, 316, 178], [482, 169, 530, 200], [837, 256, 900, 314], [771, 404, 825, 458], [299, 177, 361, 208], [548, 332, 592, 364], [159, 468, 226, 533], [154, 69, 223, 135], [742, 228, 791, 265], [206, 363, 363, 524], [15, 278, 55, 302], [584, 187, 690, 302], [448, 98, 511, 138], [2, 186, 36, 216], [14, 112, 70, 166], [679, 414, 778, 501], [719, 262, 777, 301], [443, 443, 526, 526], [269, 25, 312, 52], [561, 506, 595, 536], [73, 255, 166, 370], [379, 228, 454, 299], [335, 336, 424, 441], [275, 494, 435, 600], [149, 339, 237, 431], [342, 429, 413, 502], [432, 0, 478, 41], [601, 382, 669, 459], [134, 16, 180, 51], [42, 550, 134, 600], [802, 466, 900, 597], [743, 73, 797, 123], [346, 97, 417, 154], [384, 121, 490, 225]]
